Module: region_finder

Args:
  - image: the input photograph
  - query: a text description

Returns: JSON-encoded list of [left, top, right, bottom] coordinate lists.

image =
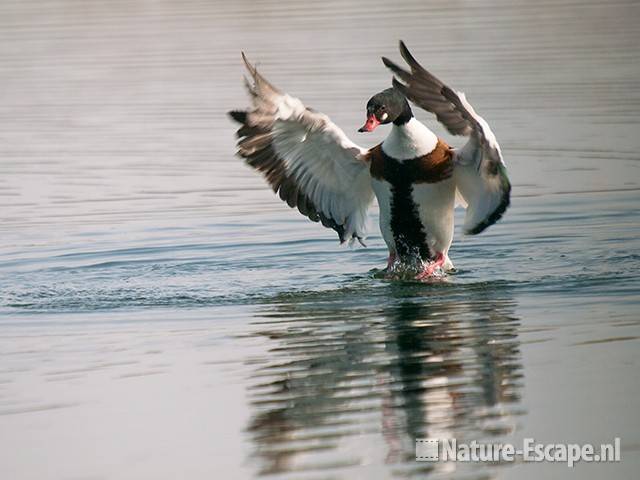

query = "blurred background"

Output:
[[1, 1, 639, 479]]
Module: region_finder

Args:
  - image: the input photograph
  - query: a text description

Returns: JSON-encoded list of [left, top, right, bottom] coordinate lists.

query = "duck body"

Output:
[[229, 43, 511, 279], [370, 118, 456, 270]]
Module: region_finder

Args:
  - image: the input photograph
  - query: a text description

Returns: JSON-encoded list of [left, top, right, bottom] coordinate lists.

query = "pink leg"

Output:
[[386, 252, 397, 269], [416, 252, 446, 280]]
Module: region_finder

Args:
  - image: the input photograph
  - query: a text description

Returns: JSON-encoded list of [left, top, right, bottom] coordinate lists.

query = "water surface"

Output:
[[1, 0, 639, 479]]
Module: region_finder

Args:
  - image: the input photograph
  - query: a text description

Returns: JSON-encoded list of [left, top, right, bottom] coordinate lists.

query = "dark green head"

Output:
[[358, 87, 413, 132]]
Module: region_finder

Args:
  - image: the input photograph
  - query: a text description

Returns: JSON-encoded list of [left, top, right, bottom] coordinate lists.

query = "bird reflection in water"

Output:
[[245, 281, 523, 478]]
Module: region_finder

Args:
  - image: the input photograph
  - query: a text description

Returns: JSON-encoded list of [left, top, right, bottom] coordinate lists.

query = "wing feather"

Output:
[[383, 41, 511, 234], [230, 54, 374, 243]]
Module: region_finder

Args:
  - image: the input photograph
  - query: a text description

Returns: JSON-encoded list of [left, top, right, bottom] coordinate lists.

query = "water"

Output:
[[1, 0, 639, 478]]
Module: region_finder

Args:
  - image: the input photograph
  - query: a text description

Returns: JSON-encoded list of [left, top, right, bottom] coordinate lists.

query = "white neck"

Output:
[[381, 117, 438, 160]]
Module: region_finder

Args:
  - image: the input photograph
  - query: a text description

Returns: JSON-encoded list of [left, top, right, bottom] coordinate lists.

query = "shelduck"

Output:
[[229, 41, 511, 278]]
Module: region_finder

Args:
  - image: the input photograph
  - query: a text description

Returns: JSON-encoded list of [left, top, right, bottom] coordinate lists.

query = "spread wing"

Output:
[[382, 41, 511, 235], [229, 54, 374, 244]]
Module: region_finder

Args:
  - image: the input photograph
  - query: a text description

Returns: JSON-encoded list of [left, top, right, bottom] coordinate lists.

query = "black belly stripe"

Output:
[[389, 182, 431, 260]]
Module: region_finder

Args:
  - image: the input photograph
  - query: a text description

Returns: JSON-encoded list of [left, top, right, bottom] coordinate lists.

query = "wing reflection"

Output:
[[245, 282, 524, 478]]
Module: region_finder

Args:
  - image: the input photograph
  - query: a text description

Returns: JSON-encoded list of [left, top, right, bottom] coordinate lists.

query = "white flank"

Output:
[[370, 178, 395, 252], [411, 179, 456, 255]]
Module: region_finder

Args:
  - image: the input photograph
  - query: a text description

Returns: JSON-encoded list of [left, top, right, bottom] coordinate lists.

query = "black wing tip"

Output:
[[240, 51, 251, 68], [241, 51, 260, 80], [381, 56, 395, 69], [338, 233, 366, 246], [228, 110, 247, 124], [382, 56, 406, 76], [464, 185, 512, 235], [398, 40, 416, 65]]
